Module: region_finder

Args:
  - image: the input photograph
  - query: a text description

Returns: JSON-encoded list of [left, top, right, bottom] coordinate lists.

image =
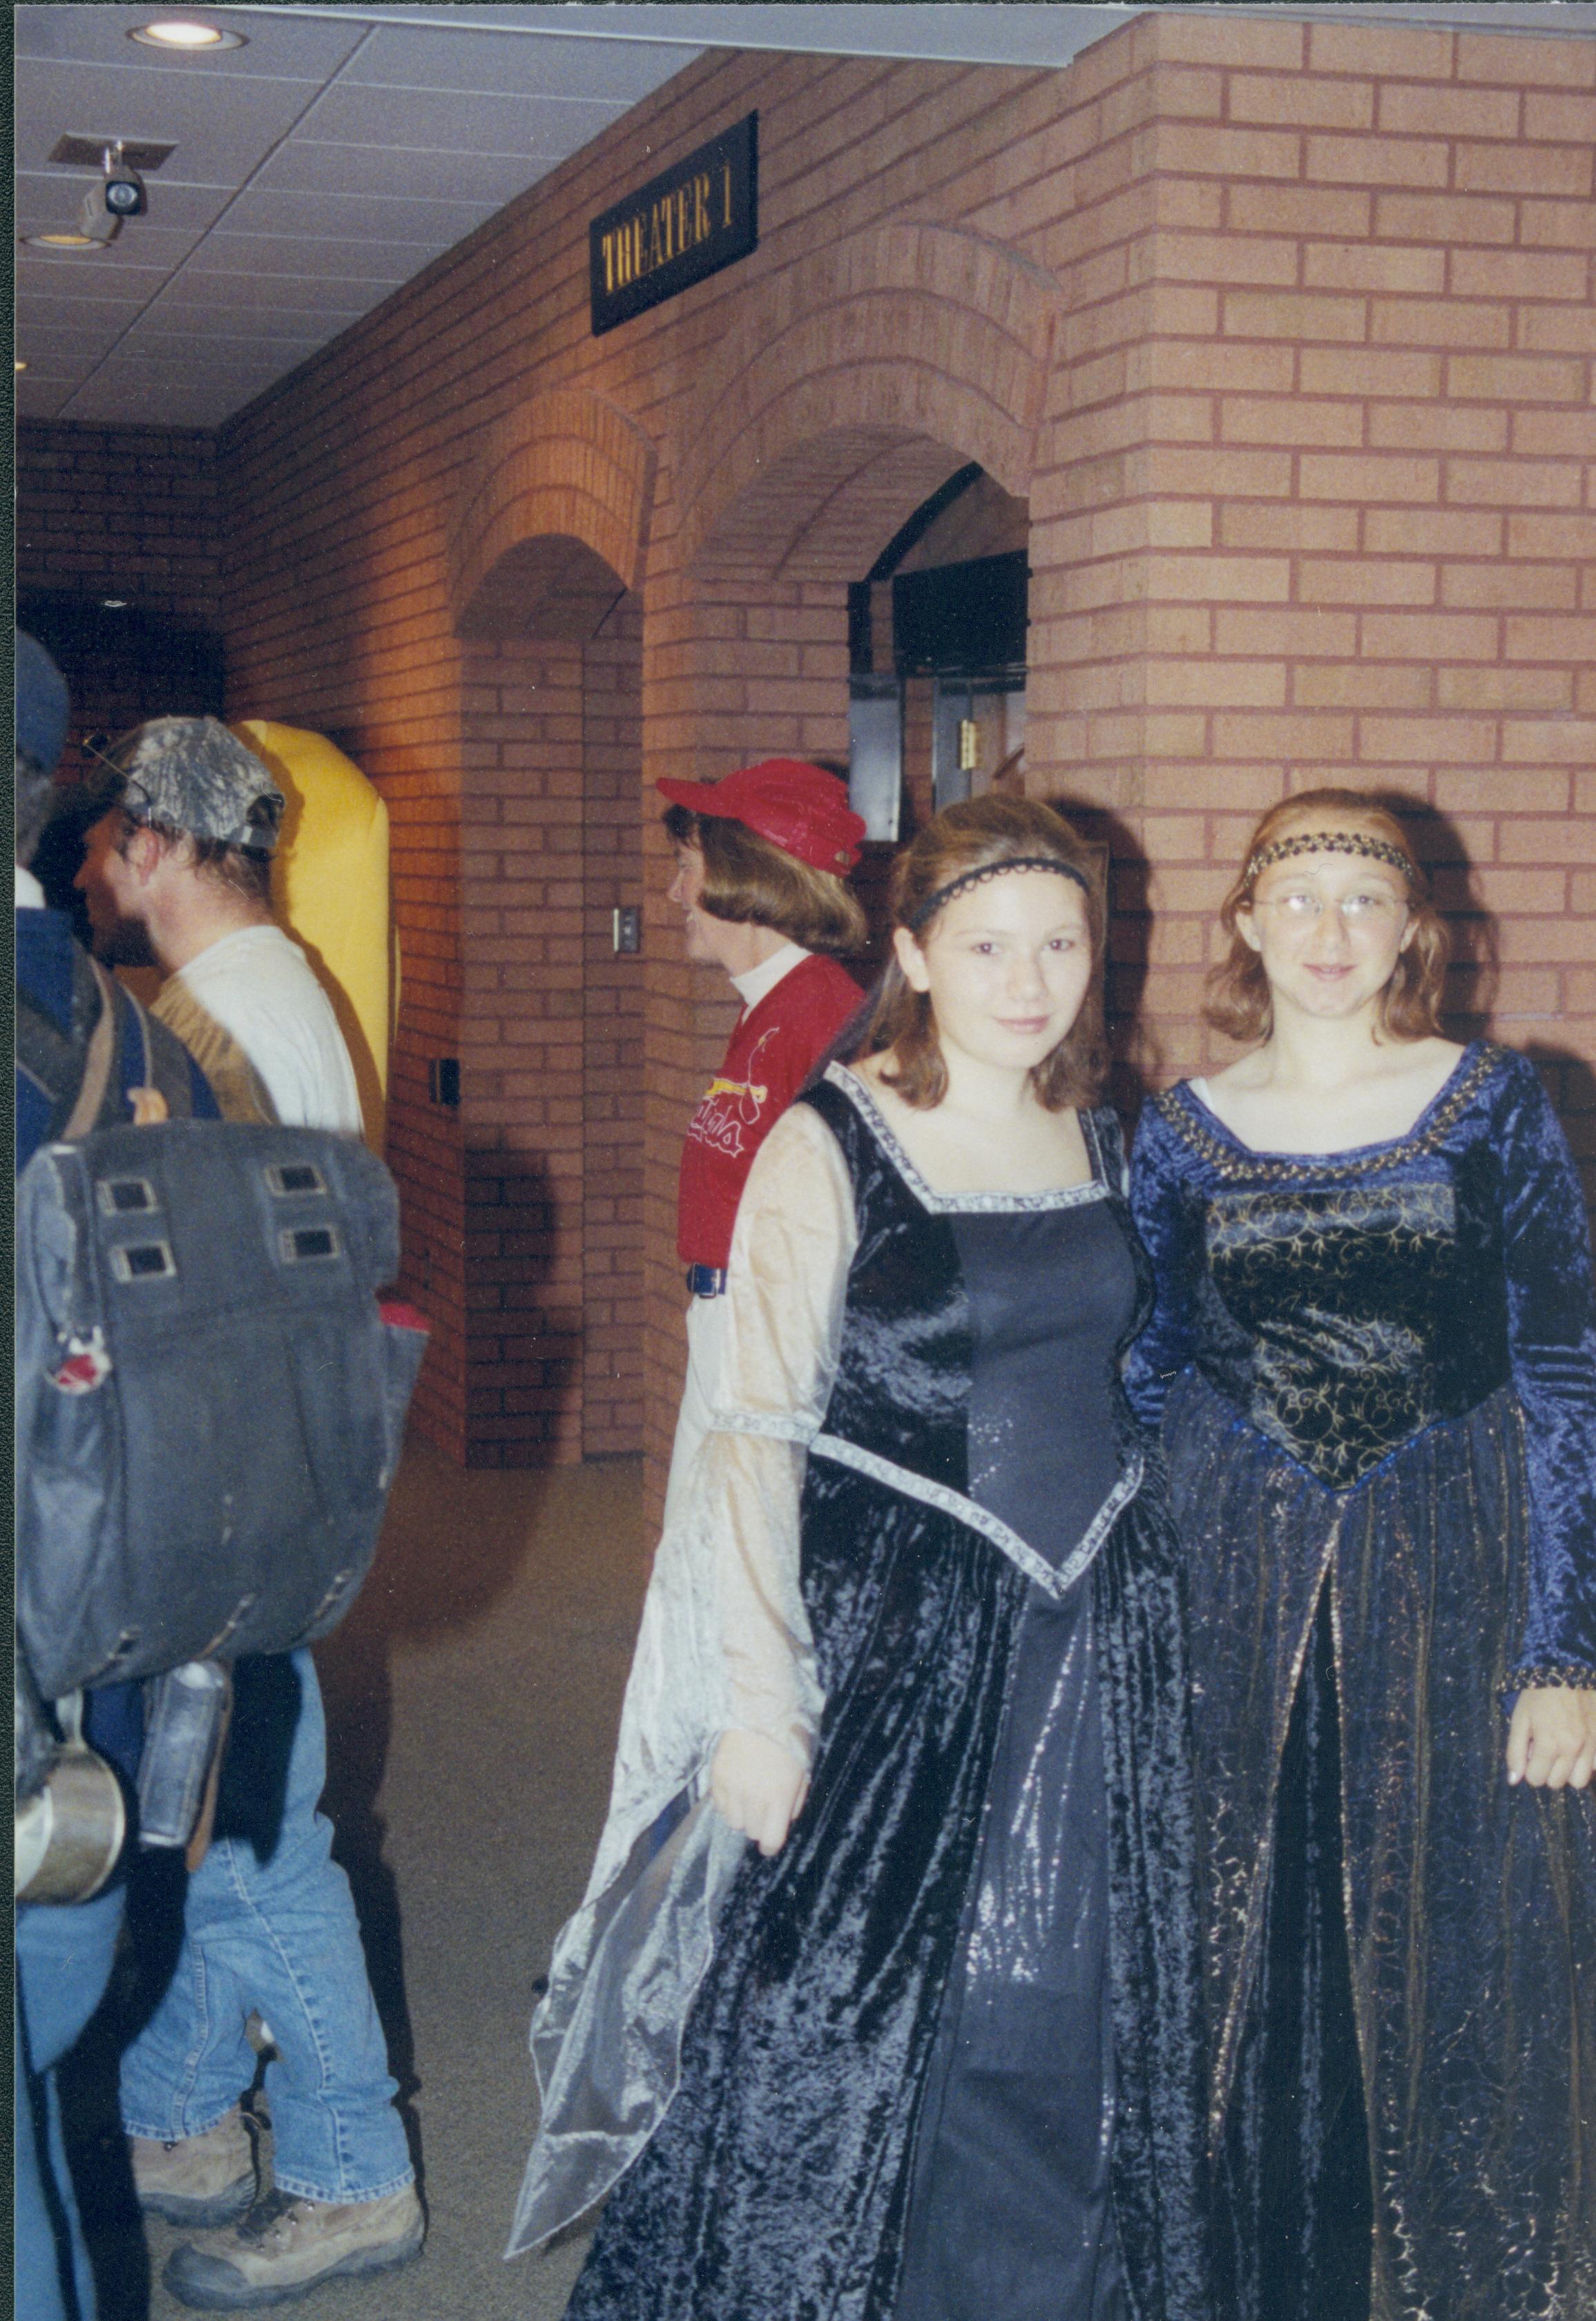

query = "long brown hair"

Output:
[[1206, 789, 1448, 1046], [850, 794, 1108, 1111], [663, 805, 866, 955]]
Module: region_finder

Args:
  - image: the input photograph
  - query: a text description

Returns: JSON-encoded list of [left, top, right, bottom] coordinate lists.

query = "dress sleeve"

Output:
[[680, 1101, 856, 1769], [1125, 1099, 1204, 1434], [1495, 1059, 1596, 1688]]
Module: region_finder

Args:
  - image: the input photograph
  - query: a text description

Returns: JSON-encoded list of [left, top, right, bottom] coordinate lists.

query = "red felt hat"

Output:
[[657, 759, 866, 873]]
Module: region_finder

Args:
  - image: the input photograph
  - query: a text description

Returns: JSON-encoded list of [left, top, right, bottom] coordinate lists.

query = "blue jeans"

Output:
[[119, 1651, 412, 2206], [16, 1883, 126, 2321]]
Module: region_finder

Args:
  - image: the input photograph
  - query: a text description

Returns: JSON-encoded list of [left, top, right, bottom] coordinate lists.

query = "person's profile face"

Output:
[[74, 809, 157, 967], [668, 839, 742, 972]]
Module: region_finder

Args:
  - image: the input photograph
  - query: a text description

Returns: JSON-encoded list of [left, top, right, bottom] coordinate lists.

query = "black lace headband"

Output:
[[906, 855, 1091, 935], [1244, 830, 1418, 890]]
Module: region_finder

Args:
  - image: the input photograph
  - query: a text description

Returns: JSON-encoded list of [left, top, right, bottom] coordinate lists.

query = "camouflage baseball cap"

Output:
[[110, 715, 284, 853]]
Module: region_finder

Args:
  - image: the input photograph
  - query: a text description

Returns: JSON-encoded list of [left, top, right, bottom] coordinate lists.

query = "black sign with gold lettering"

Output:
[[590, 113, 758, 336]]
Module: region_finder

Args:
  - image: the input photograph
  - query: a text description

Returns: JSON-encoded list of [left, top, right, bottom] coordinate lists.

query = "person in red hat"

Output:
[[657, 758, 867, 1514]]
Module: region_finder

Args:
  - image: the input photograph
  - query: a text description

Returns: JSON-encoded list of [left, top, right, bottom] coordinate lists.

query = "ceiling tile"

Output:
[[339, 24, 692, 103], [17, 293, 155, 332], [16, 249, 180, 298], [15, 56, 325, 178], [17, 381, 79, 420], [63, 385, 255, 425], [253, 137, 543, 206], [221, 185, 501, 243], [297, 81, 629, 158], [150, 269, 382, 316], [125, 307, 345, 344], [15, 313, 137, 348], [15, 3, 370, 80], [183, 230, 429, 280]]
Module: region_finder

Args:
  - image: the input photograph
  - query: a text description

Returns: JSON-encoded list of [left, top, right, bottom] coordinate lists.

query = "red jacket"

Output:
[[677, 952, 863, 1268]]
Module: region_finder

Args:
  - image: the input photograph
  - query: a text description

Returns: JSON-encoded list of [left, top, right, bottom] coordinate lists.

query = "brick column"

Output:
[[459, 637, 586, 1465], [581, 596, 646, 1458]]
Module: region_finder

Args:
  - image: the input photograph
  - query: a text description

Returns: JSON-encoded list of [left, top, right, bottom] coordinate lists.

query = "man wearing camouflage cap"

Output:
[[77, 717, 422, 2306], [77, 718, 352, 1129]]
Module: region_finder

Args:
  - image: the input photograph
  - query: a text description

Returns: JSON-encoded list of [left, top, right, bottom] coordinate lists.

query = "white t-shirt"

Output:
[[169, 923, 362, 1136]]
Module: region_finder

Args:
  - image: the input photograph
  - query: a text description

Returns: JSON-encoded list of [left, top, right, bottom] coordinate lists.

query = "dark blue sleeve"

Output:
[[1125, 1099, 1204, 1434], [1494, 1056, 1596, 1686]]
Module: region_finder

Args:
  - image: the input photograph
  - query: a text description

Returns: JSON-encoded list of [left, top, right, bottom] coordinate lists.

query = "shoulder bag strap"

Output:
[[59, 960, 121, 1141]]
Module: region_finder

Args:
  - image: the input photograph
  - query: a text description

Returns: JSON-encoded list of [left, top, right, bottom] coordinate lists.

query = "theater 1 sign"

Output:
[[590, 114, 758, 336]]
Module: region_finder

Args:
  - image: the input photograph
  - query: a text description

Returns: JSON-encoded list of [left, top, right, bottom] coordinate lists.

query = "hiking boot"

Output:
[[131, 2108, 256, 2227], [162, 2184, 424, 2310]]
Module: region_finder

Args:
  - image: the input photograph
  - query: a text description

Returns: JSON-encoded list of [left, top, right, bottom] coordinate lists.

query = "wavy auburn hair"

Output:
[[849, 793, 1108, 1112], [1206, 789, 1448, 1046]]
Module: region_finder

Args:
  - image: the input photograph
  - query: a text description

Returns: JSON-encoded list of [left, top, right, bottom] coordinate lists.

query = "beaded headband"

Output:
[[1244, 829, 1418, 891], [906, 855, 1092, 935]]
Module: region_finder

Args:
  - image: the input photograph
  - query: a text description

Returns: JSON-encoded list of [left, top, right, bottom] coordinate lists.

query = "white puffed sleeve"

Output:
[[581, 1101, 856, 1900], [705, 1101, 856, 1764], [512, 1103, 857, 2257]]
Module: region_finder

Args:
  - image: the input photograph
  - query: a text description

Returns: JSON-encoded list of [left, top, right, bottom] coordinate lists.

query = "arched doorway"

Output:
[[631, 224, 1060, 1506], [448, 390, 655, 1467]]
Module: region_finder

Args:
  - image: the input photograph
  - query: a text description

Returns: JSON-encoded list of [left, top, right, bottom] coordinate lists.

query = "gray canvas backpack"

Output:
[[16, 1117, 427, 1701]]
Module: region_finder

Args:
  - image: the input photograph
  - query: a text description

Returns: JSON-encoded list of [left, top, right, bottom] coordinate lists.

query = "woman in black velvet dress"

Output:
[[510, 797, 1212, 2321], [1126, 791, 1596, 2321]]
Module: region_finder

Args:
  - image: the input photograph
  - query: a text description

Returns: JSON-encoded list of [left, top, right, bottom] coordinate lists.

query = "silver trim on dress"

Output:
[[712, 1415, 1143, 1601], [824, 1063, 1113, 1215]]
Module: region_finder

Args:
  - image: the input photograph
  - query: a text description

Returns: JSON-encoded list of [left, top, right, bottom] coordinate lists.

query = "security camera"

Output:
[[75, 184, 124, 245], [102, 144, 146, 218]]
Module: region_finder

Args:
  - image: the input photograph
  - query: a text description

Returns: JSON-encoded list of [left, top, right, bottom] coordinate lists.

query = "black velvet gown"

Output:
[[894, 1202, 1134, 2321], [559, 1068, 1213, 2321]]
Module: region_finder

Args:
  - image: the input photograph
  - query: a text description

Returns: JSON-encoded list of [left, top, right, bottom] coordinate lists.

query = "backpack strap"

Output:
[[16, 952, 121, 1144], [59, 960, 121, 1140]]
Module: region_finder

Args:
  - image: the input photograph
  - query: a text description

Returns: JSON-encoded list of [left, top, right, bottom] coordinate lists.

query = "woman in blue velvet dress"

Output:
[[512, 798, 1212, 2321], [1126, 790, 1596, 2321]]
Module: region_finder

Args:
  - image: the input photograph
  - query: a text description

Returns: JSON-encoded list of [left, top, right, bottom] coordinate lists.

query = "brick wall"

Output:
[[19, 19, 1591, 1489], [16, 419, 223, 775], [967, 12, 1595, 1172], [17, 418, 220, 627]]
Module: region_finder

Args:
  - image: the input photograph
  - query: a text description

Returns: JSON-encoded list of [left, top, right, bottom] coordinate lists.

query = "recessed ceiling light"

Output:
[[15, 359, 27, 372], [24, 231, 104, 251], [130, 20, 246, 49], [102, 599, 130, 610]]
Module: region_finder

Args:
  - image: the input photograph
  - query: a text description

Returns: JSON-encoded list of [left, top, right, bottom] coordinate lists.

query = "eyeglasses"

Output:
[[1251, 890, 1404, 927]]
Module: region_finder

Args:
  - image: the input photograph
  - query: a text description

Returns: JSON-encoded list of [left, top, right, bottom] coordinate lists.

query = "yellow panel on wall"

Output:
[[231, 720, 394, 1152]]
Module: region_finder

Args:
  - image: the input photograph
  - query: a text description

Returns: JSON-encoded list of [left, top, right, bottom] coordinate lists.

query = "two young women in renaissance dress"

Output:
[[515, 787, 1595, 2321]]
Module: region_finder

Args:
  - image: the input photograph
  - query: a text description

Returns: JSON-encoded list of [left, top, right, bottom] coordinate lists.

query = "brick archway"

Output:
[[676, 223, 1057, 585], [447, 387, 653, 1465], [638, 227, 1056, 1510], [452, 387, 656, 639]]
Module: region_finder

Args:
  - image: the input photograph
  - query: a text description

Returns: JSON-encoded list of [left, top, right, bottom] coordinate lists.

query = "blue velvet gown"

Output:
[[1127, 1041, 1596, 2321]]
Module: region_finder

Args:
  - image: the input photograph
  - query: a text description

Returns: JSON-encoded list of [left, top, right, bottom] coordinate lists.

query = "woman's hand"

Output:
[[1506, 1686, 1596, 1790], [710, 1729, 809, 1855]]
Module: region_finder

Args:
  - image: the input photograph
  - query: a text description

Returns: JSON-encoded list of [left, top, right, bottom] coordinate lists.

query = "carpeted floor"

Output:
[[66, 1442, 648, 2321]]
